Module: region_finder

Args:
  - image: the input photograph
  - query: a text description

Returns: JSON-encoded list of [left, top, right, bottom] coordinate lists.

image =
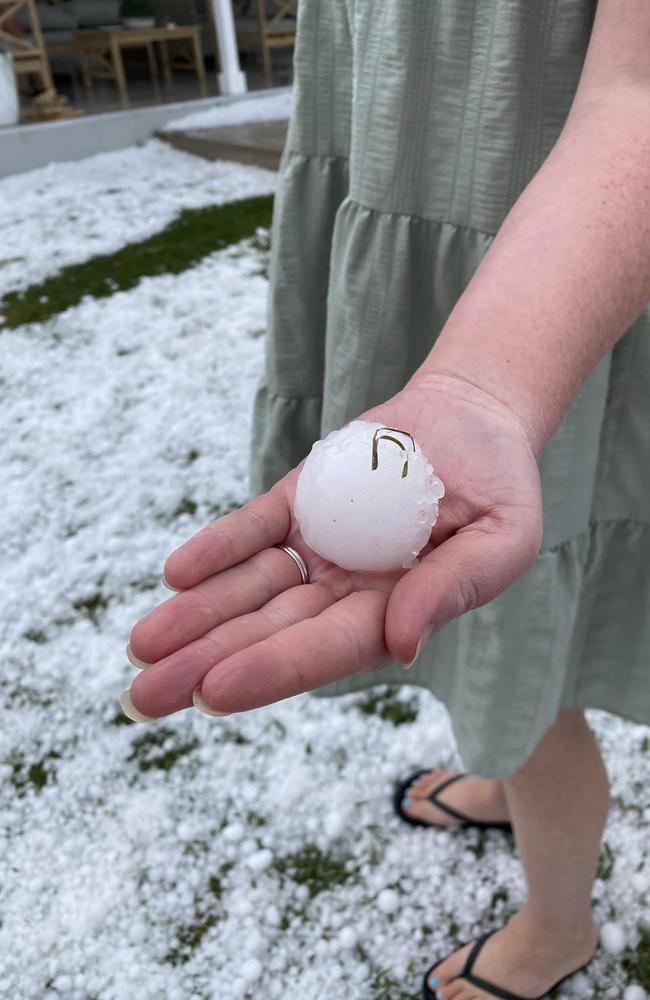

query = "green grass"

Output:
[[349, 685, 419, 726], [22, 629, 48, 644], [597, 841, 615, 881], [623, 924, 650, 990], [72, 590, 111, 627], [2, 682, 55, 710], [164, 863, 234, 966], [272, 843, 359, 900], [0, 195, 273, 330], [127, 725, 199, 773], [7, 747, 63, 794], [155, 495, 198, 525], [369, 968, 420, 1000]]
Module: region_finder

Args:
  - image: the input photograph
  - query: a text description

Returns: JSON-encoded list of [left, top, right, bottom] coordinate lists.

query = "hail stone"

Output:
[[293, 421, 444, 573]]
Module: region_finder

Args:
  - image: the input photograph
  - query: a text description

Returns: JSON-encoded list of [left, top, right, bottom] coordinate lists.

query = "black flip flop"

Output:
[[422, 928, 598, 999], [393, 769, 513, 834]]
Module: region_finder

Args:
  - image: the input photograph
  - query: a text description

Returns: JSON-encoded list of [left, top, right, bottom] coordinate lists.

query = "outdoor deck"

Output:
[[157, 117, 287, 169]]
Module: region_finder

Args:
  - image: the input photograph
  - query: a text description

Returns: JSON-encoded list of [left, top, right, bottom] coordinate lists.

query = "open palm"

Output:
[[127, 373, 542, 720]]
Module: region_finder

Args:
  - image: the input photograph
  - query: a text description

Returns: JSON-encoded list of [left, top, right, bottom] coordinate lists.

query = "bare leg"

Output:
[[430, 710, 608, 999], [503, 708, 609, 933]]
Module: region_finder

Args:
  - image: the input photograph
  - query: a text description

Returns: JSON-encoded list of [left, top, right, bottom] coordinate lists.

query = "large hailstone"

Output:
[[294, 421, 445, 572]]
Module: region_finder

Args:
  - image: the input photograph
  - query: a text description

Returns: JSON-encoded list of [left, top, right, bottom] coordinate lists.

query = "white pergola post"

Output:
[[210, 0, 248, 95]]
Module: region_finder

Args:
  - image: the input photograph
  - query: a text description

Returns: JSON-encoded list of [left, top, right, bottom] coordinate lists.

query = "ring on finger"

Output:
[[275, 544, 309, 585]]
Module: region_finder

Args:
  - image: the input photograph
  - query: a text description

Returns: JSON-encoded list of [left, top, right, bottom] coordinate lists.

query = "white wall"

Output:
[[0, 91, 280, 177]]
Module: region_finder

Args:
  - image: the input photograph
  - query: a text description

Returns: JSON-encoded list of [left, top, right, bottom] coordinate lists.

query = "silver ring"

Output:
[[276, 544, 309, 585]]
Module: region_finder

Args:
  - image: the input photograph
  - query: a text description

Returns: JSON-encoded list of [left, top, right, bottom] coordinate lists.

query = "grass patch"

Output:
[[3, 682, 54, 710], [205, 499, 243, 519], [488, 888, 509, 917], [464, 833, 487, 860], [128, 725, 199, 772], [349, 685, 419, 726], [165, 911, 218, 964], [22, 629, 48, 644], [164, 863, 233, 965], [7, 747, 62, 794], [246, 810, 268, 828], [214, 728, 251, 746], [623, 924, 650, 990], [0, 195, 273, 330], [128, 573, 161, 593], [72, 590, 110, 627], [109, 708, 135, 726], [272, 844, 359, 901], [369, 968, 419, 1000], [155, 495, 198, 525], [597, 841, 615, 881]]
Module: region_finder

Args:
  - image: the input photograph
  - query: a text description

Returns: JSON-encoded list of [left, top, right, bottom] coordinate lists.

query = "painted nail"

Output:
[[403, 797, 412, 809], [427, 976, 440, 988], [161, 574, 180, 592], [126, 642, 152, 670], [192, 687, 231, 718], [402, 623, 435, 670], [119, 689, 157, 723]]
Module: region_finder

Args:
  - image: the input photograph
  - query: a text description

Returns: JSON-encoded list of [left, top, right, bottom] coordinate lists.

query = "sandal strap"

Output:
[[463, 930, 497, 976], [427, 773, 476, 825], [462, 931, 532, 1000], [464, 970, 532, 1000]]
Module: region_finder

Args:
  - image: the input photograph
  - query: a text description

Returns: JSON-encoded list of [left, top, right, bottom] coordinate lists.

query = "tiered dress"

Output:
[[250, 0, 650, 778]]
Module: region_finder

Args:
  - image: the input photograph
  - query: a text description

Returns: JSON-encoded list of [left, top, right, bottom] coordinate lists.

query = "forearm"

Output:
[[414, 87, 650, 454]]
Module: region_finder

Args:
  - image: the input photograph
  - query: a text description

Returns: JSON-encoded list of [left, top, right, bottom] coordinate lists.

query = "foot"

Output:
[[401, 769, 510, 828], [426, 908, 599, 999]]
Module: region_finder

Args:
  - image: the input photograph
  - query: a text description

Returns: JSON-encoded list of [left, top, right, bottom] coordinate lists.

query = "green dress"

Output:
[[250, 0, 650, 778]]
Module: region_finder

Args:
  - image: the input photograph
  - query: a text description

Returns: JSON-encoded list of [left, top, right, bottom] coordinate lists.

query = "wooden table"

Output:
[[72, 25, 206, 106]]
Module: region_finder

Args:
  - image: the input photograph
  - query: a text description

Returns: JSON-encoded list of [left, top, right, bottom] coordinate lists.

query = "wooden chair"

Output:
[[234, 0, 296, 85], [0, 0, 53, 94], [154, 0, 204, 76]]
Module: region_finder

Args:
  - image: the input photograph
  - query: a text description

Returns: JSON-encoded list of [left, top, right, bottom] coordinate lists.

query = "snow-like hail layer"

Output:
[[0, 138, 276, 299], [0, 147, 648, 999], [294, 421, 444, 572], [161, 87, 293, 133]]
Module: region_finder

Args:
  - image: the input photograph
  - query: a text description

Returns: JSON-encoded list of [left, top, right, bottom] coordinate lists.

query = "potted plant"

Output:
[[119, 0, 156, 29], [0, 43, 20, 127]]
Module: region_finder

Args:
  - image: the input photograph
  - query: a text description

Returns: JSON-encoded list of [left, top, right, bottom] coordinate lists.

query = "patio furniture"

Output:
[[153, 1, 206, 78], [70, 23, 206, 105], [235, 0, 296, 85], [0, 0, 53, 93]]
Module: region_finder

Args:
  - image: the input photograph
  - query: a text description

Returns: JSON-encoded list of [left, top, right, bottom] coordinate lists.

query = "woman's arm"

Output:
[[124, 0, 650, 717], [413, 0, 650, 455]]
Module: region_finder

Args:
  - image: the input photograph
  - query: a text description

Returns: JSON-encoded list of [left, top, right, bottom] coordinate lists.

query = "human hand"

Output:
[[123, 373, 542, 721]]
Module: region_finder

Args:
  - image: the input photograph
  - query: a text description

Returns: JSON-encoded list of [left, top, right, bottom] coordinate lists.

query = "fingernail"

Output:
[[402, 623, 435, 670], [192, 687, 231, 718], [161, 574, 180, 592], [403, 797, 412, 809], [428, 976, 440, 988], [119, 689, 157, 723], [126, 642, 151, 670]]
